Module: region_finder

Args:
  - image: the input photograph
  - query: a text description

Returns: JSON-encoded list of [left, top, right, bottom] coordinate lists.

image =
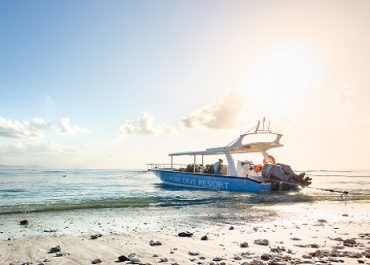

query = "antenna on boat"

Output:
[[262, 117, 265, 130], [255, 121, 260, 133]]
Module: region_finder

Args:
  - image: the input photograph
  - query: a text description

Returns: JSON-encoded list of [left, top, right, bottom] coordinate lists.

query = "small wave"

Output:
[[1, 190, 369, 215], [307, 173, 370, 177], [0, 196, 231, 215], [304, 169, 370, 173], [41, 170, 66, 173], [0, 189, 26, 193]]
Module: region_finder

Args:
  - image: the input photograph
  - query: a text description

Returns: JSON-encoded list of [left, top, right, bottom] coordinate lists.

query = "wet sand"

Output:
[[0, 201, 369, 265]]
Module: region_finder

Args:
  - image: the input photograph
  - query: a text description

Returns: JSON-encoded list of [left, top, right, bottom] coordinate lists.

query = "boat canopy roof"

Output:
[[169, 125, 283, 157]]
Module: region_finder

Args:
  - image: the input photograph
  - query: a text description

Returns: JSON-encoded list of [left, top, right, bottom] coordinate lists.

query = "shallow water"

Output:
[[0, 168, 369, 239], [0, 168, 369, 215]]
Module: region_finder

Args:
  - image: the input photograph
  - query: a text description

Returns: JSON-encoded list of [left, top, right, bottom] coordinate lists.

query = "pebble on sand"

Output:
[[149, 239, 162, 246], [117, 255, 130, 262], [240, 242, 249, 248], [201, 235, 208, 240], [128, 253, 141, 264], [90, 234, 102, 240], [20, 220, 29, 225], [91, 258, 102, 264], [48, 245, 61, 253], [178, 231, 193, 237], [159, 257, 168, 262], [254, 239, 269, 246]]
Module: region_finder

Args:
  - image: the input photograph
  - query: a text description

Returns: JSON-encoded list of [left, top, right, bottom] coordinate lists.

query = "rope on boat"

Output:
[[122, 170, 149, 178], [267, 178, 351, 200], [305, 186, 349, 200]]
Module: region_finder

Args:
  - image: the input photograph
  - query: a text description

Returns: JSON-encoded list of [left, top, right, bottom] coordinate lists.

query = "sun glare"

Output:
[[246, 45, 322, 109]]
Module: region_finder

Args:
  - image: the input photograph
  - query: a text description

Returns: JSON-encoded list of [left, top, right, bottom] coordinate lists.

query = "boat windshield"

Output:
[[241, 132, 279, 145]]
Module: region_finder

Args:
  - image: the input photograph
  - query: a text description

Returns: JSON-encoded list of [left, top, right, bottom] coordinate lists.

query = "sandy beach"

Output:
[[1, 201, 369, 265]]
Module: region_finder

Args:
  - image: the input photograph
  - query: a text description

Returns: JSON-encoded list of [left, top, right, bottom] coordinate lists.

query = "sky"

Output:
[[0, 0, 369, 169]]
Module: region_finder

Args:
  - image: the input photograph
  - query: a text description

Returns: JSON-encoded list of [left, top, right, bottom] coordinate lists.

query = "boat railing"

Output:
[[146, 163, 188, 170]]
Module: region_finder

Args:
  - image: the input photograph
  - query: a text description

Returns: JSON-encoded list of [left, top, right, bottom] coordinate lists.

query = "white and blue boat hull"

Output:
[[151, 169, 272, 193]]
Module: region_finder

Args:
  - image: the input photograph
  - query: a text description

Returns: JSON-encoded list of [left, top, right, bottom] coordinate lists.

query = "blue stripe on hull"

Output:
[[152, 170, 271, 193]]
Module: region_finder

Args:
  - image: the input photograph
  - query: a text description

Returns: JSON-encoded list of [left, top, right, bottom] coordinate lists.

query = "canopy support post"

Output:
[[201, 155, 204, 166], [193, 155, 196, 173], [170, 155, 173, 169]]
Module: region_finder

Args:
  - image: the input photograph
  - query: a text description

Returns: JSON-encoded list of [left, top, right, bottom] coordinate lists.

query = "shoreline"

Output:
[[0, 201, 369, 264]]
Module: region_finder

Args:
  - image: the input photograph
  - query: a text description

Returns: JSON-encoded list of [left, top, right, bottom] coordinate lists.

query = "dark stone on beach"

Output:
[[291, 237, 301, 241], [188, 251, 199, 256], [213, 257, 224, 262], [91, 258, 102, 264], [43, 259, 51, 263], [149, 239, 162, 246], [91, 234, 102, 240], [49, 245, 61, 253], [343, 238, 357, 246], [159, 257, 168, 262], [128, 253, 140, 264], [261, 253, 270, 261], [240, 242, 249, 248], [358, 260, 365, 264], [254, 239, 269, 246], [306, 243, 319, 248], [55, 253, 63, 257], [178, 231, 193, 237], [201, 235, 208, 240], [309, 250, 324, 258], [317, 219, 327, 223], [270, 246, 286, 253], [20, 220, 28, 225], [229, 226, 234, 230], [117, 255, 130, 262], [43, 229, 57, 233]]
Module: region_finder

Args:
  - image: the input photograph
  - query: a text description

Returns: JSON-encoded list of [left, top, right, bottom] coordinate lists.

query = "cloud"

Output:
[[180, 92, 243, 129], [56, 118, 89, 135], [0, 117, 51, 138], [120, 112, 175, 136]]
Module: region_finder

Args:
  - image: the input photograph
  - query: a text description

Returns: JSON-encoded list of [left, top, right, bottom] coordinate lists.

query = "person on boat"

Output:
[[213, 159, 223, 175], [240, 160, 257, 177], [254, 164, 262, 173]]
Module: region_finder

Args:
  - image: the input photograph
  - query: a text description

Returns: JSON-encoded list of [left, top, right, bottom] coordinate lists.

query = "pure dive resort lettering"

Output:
[[164, 174, 229, 190]]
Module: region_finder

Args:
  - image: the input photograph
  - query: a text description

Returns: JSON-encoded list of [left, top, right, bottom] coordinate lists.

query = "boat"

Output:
[[148, 119, 306, 193]]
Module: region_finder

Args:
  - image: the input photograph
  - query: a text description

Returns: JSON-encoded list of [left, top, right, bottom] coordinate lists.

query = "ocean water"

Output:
[[0, 168, 369, 215], [0, 168, 369, 239]]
